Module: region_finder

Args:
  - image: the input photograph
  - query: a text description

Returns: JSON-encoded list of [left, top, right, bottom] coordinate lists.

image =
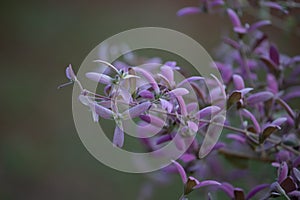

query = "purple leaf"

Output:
[[113, 125, 124, 147], [246, 184, 269, 200], [177, 7, 201, 17], [86, 72, 112, 85], [171, 160, 187, 183], [246, 91, 274, 105]]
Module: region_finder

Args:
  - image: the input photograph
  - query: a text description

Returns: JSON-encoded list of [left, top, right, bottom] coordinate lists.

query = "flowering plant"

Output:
[[61, 1, 300, 199]]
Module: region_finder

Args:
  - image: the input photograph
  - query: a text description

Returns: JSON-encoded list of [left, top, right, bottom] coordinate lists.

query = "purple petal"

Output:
[[234, 27, 247, 34], [227, 8, 242, 28], [187, 121, 198, 133], [261, 1, 288, 13], [292, 168, 300, 182], [169, 88, 189, 97], [272, 117, 287, 126], [134, 67, 160, 94], [276, 98, 295, 119], [196, 106, 221, 119], [198, 115, 225, 158], [246, 184, 269, 200], [161, 65, 174, 84], [186, 102, 198, 113], [278, 162, 288, 183], [246, 91, 274, 105], [91, 102, 114, 119], [267, 74, 278, 94], [270, 44, 280, 65], [219, 182, 235, 198], [156, 134, 172, 145], [223, 37, 241, 49], [248, 20, 271, 32], [288, 191, 300, 198], [194, 180, 221, 189], [176, 96, 188, 117], [86, 72, 112, 84], [180, 154, 196, 163], [123, 101, 151, 119], [177, 76, 204, 87], [140, 114, 165, 128], [227, 133, 246, 143], [66, 64, 76, 80], [113, 125, 124, 147], [171, 160, 187, 183], [233, 74, 245, 90], [139, 90, 154, 99], [241, 109, 261, 133], [177, 7, 201, 17], [160, 98, 173, 113]]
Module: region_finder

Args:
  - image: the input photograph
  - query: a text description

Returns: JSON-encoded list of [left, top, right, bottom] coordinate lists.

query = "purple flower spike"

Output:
[[233, 74, 245, 90], [246, 91, 274, 105], [278, 162, 288, 183], [91, 102, 114, 119], [177, 7, 201, 17], [66, 64, 76, 81], [246, 184, 269, 200], [123, 101, 151, 119], [171, 160, 187, 183], [113, 125, 124, 147], [86, 72, 112, 85], [227, 8, 242, 28]]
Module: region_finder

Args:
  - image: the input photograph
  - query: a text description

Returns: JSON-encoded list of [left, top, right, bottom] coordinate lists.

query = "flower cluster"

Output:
[[62, 1, 300, 199]]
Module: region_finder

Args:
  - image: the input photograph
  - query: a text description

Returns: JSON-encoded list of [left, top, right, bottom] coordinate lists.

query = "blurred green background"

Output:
[[1, 0, 299, 199]]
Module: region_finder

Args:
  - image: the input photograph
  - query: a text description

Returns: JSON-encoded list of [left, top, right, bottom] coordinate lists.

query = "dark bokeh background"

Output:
[[1, 0, 299, 199]]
